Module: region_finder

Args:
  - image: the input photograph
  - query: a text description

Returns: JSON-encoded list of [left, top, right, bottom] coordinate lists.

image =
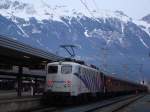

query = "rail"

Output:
[[25, 94, 145, 112]]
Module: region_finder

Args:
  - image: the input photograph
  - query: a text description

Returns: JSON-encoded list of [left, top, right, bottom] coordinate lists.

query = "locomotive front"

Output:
[[45, 62, 80, 98]]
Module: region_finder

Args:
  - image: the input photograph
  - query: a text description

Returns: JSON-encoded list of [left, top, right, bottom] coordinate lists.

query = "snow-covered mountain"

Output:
[[134, 14, 150, 37], [0, 0, 150, 83], [142, 14, 150, 23], [0, 0, 132, 21]]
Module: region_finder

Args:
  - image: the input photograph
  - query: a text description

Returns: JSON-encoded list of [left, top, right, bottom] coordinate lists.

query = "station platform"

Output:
[[120, 94, 150, 112], [0, 93, 41, 112], [0, 90, 42, 100]]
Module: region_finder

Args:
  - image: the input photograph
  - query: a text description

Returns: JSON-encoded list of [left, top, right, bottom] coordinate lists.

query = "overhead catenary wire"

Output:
[[80, 0, 95, 17], [79, 0, 104, 25], [92, 0, 100, 11]]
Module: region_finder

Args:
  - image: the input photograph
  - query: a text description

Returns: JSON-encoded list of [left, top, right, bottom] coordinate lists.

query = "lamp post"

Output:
[[139, 64, 145, 85]]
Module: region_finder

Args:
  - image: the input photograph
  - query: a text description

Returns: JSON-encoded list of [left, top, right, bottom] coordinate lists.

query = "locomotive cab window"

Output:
[[61, 65, 72, 74], [48, 65, 58, 73]]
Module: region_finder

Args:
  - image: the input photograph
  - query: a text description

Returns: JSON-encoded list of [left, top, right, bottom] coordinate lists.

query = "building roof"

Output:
[[0, 35, 63, 66]]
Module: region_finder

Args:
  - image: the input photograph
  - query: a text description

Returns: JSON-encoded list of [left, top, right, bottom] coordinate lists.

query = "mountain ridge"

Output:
[[0, 0, 150, 83]]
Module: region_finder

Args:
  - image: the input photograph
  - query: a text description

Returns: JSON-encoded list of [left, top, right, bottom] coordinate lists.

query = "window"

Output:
[[48, 66, 58, 73], [61, 65, 72, 74]]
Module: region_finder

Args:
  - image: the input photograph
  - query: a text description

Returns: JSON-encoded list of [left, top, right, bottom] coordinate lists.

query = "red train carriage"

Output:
[[103, 74, 147, 96]]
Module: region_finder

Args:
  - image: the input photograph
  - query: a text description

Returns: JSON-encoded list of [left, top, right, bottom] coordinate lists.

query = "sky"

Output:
[[22, 0, 150, 19]]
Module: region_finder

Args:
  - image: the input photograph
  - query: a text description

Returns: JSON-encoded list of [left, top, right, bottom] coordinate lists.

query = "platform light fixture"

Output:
[[42, 60, 47, 63], [23, 55, 30, 59]]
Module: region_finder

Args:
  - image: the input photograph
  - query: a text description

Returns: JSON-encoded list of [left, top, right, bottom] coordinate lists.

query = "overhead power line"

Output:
[[92, 0, 100, 11], [79, 0, 104, 24], [80, 0, 95, 17]]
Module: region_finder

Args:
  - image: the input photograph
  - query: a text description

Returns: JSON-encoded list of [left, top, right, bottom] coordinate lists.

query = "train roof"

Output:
[[49, 58, 99, 70]]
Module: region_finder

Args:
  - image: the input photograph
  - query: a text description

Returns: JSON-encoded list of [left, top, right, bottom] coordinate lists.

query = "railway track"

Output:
[[103, 95, 144, 112], [23, 94, 145, 112], [29, 107, 58, 112], [62, 94, 145, 112]]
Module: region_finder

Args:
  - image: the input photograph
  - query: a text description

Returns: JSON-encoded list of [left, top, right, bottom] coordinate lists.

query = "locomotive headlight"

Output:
[[47, 80, 53, 87]]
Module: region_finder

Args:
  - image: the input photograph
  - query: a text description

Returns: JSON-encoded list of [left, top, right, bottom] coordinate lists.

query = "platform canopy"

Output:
[[0, 35, 63, 66]]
